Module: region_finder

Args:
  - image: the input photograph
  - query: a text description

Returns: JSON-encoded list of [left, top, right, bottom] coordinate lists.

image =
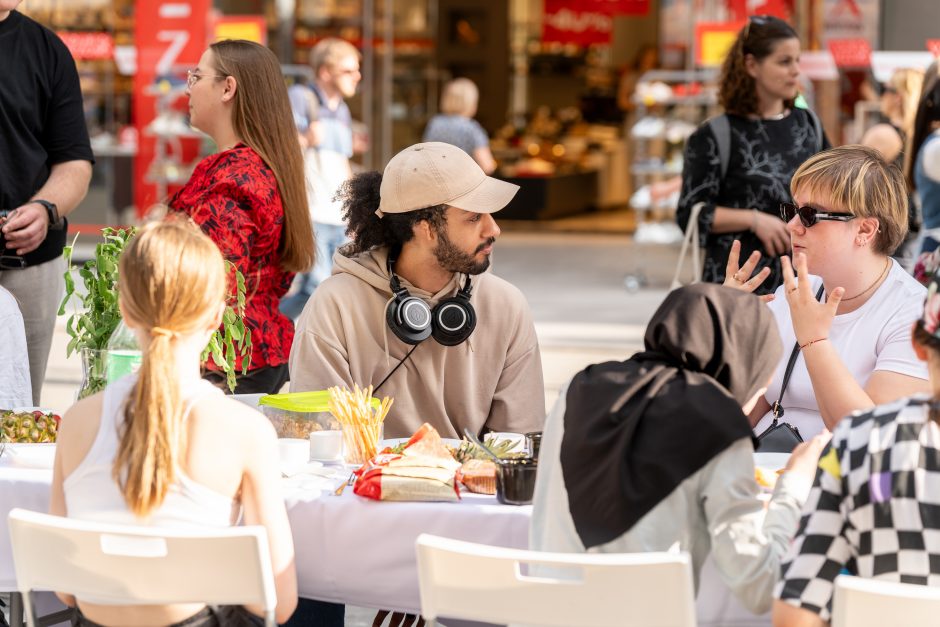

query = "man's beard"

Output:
[[433, 230, 495, 275]]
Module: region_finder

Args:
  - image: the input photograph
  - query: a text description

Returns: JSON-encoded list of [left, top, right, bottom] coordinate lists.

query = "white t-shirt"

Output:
[[0, 286, 31, 408], [754, 260, 928, 440]]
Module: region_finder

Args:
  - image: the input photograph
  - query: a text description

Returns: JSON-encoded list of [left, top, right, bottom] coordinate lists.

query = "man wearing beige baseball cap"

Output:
[[289, 141, 546, 440]]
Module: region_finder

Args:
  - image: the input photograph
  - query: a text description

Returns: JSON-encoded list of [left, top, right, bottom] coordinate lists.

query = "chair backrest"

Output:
[[831, 574, 940, 627], [415, 534, 697, 627], [7, 508, 277, 627]]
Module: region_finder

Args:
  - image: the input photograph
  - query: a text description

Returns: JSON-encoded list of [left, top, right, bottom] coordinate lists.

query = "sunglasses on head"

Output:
[[780, 202, 855, 227]]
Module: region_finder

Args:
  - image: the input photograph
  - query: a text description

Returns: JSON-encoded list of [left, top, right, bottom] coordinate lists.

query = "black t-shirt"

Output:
[[0, 11, 94, 266]]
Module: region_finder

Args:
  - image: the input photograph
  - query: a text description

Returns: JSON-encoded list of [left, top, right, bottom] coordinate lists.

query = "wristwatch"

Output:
[[31, 199, 64, 230]]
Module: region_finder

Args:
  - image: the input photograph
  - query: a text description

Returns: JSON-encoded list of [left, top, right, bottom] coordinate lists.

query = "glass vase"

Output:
[[78, 348, 107, 400]]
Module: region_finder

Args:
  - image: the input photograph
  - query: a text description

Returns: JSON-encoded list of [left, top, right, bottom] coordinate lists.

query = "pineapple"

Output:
[[453, 436, 518, 463], [0, 410, 60, 444]]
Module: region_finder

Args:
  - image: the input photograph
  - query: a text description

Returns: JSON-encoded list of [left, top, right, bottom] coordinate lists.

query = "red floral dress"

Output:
[[168, 144, 294, 372]]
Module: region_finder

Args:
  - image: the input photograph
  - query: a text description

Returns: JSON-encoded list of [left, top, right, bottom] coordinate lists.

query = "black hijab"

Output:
[[560, 284, 782, 549]]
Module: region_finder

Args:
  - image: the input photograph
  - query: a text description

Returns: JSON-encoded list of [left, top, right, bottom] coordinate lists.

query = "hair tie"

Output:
[[151, 326, 177, 338]]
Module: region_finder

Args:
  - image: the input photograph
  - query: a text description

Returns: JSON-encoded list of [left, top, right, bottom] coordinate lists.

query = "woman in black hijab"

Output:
[[530, 283, 829, 615]]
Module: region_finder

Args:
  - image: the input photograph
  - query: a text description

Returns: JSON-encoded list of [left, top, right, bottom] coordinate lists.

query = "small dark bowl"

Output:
[[525, 432, 542, 459], [496, 457, 538, 505]]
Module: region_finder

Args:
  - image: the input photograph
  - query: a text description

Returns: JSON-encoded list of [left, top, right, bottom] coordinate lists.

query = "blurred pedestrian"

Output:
[[423, 78, 496, 174], [0, 1, 94, 404], [862, 67, 924, 265], [905, 62, 940, 254], [280, 38, 361, 321]]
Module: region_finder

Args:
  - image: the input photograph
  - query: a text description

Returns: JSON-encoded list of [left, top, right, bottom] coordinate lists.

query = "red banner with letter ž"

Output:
[[133, 0, 210, 215]]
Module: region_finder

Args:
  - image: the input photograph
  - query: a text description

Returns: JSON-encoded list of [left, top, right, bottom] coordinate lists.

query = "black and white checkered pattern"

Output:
[[775, 396, 940, 621]]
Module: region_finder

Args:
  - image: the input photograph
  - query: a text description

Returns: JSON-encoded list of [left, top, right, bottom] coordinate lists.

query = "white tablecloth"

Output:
[[0, 464, 770, 625]]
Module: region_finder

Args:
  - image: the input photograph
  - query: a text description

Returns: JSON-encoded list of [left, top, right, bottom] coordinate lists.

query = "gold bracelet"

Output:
[[799, 337, 827, 350]]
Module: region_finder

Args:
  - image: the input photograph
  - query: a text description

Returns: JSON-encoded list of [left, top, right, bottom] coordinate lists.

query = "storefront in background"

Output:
[[19, 0, 940, 225]]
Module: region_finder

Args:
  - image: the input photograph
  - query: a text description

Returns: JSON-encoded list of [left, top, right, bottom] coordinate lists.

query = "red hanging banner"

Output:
[[827, 37, 872, 68], [133, 0, 210, 215], [542, 0, 649, 45]]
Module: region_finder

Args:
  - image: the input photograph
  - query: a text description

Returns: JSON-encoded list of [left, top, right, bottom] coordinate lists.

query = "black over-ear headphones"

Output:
[[385, 253, 477, 347]]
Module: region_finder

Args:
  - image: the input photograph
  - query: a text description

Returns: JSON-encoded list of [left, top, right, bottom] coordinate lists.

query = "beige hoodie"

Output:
[[289, 246, 546, 439]]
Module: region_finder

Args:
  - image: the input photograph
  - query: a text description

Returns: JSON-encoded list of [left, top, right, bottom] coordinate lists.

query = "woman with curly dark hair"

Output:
[[677, 15, 828, 293]]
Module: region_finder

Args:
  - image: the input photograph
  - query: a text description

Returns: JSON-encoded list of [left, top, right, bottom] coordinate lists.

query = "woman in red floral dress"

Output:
[[169, 40, 314, 393]]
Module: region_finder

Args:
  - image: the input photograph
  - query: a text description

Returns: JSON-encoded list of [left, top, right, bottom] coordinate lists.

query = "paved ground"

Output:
[[39, 228, 683, 626], [43, 230, 681, 412]]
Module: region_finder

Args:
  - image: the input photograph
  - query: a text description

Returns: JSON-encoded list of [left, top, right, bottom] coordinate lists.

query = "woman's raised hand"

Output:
[[782, 253, 844, 347], [723, 240, 774, 302]]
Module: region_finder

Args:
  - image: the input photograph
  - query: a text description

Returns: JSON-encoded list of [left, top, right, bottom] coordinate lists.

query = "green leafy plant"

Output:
[[59, 228, 252, 395], [203, 261, 253, 392], [59, 227, 136, 397]]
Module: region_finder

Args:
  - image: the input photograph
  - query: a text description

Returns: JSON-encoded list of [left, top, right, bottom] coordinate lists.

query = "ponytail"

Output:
[[113, 219, 227, 518], [114, 330, 183, 518]]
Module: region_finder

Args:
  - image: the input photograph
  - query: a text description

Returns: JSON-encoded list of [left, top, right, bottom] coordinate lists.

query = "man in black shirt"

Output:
[[0, 1, 94, 404]]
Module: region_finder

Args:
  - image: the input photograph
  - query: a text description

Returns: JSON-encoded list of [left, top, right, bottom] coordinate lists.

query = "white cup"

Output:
[[309, 430, 343, 461], [277, 438, 310, 468]]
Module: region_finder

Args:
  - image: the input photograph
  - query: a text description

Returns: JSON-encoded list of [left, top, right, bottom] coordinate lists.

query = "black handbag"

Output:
[[755, 285, 825, 453]]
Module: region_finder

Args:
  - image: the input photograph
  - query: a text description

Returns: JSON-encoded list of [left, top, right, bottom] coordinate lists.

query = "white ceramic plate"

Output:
[[2, 443, 56, 469], [753, 452, 790, 471]]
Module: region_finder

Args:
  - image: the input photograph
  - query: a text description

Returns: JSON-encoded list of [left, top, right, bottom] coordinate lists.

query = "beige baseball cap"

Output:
[[375, 142, 519, 217]]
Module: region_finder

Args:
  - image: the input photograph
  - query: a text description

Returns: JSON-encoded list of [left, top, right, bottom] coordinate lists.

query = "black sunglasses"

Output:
[[780, 202, 855, 227]]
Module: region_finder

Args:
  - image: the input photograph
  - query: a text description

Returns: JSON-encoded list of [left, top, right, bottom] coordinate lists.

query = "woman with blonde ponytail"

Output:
[[49, 220, 297, 627], [168, 39, 315, 394]]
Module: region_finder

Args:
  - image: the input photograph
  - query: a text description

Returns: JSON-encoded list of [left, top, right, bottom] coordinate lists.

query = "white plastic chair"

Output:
[[7, 508, 277, 627], [831, 574, 940, 627], [415, 534, 697, 627]]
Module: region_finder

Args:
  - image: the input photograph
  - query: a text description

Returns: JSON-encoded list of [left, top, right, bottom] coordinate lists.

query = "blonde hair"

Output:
[[114, 219, 227, 518], [309, 38, 360, 73], [790, 145, 908, 255], [210, 40, 314, 273], [440, 78, 479, 117], [889, 67, 925, 136]]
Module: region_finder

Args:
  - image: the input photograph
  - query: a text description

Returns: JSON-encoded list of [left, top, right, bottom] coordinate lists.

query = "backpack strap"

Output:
[[706, 114, 732, 181], [805, 108, 824, 152]]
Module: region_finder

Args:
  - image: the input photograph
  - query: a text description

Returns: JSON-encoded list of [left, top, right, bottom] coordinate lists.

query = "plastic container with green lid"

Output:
[[256, 390, 380, 439]]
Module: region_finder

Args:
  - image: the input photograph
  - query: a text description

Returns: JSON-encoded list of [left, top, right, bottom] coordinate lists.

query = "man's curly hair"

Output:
[[719, 16, 798, 116], [337, 170, 448, 256]]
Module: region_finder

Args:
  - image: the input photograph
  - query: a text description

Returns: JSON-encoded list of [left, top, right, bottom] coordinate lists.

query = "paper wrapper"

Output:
[[354, 453, 461, 501]]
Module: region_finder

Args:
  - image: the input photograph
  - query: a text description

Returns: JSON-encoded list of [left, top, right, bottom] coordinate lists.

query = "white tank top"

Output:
[[64, 374, 239, 528]]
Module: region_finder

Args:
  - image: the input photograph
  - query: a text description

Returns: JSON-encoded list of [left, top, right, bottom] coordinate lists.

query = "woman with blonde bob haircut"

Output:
[[169, 39, 314, 394], [50, 220, 298, 627], [728, 145, 930, 441]]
